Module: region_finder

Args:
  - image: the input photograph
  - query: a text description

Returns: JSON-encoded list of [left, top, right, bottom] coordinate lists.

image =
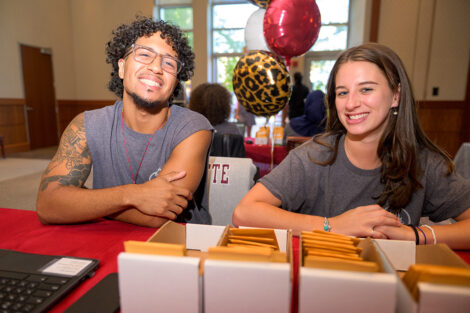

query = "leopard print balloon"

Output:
[[248, 0, 271, 8], [232, 50, 291, 117]]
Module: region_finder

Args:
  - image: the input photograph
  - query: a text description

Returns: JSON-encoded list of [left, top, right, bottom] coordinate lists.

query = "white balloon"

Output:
[[245, 8, 270, 51]]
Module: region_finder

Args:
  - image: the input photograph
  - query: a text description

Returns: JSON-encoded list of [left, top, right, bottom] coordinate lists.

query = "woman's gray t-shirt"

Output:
[[84, 100, 213, 224], [260, 134, 470, 225]]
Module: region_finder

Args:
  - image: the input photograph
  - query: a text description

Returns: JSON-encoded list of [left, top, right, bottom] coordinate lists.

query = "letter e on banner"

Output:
[[221, 164, 230, 184]]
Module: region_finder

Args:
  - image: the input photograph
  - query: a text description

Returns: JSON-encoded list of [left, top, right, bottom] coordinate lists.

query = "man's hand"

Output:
[[130, 171, 192, 220]]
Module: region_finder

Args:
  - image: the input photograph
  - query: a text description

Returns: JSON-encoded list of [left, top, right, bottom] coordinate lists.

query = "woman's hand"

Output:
[[329, 204, 401, 238], [374, 224, 415, 241]]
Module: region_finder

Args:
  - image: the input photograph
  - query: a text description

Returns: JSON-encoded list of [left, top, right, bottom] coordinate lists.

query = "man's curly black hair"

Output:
[[105, 16, 195, 103]]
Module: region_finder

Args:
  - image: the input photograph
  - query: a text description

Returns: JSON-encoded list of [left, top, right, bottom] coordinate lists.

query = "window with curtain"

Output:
[[305, 0, 350, 92]]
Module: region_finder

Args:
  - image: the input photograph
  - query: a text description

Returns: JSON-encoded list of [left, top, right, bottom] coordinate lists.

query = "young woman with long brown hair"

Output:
[[233, 43, 470, 249]]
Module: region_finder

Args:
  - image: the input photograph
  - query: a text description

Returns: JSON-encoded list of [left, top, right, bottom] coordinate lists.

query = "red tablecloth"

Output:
[[0, 208, 155, 312], [0, 208, 299, 313], [244, 138, 288, 177], [1, 208, 469, 313]]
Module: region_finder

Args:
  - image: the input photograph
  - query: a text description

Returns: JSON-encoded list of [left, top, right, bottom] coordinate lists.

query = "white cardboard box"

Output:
[[204, 259, 291, 313], [375, 239, 416, 271], [298, 237, 397, 313], [373, 242, 470, 313], [119, 253, 201, 313], [118, 221, 292, 313]]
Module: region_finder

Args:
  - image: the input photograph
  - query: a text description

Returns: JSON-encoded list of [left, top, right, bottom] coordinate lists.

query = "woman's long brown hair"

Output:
[[312, 43, 454, 213]]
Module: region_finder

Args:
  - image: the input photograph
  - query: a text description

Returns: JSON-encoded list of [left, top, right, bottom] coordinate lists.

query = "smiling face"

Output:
[[118, 32, 179, 109], [334, 61, 400, 143]]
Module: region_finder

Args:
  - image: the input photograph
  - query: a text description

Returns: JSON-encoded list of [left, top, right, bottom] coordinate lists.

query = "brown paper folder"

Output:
[[124, 240, 186, 256], [403, 264, 470, 300], [208, 246, 274, 262], [304, 255, 379, 272]]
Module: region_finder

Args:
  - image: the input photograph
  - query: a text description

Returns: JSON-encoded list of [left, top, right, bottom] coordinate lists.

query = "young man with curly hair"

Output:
[[37, 17, 213, 227]]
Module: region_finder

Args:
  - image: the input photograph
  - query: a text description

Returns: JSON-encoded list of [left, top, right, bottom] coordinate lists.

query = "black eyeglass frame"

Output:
[[123, 43, 184, 75]]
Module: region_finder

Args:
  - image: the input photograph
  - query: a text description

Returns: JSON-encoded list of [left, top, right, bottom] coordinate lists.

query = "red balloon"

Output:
[[263, 0, 321, 65]]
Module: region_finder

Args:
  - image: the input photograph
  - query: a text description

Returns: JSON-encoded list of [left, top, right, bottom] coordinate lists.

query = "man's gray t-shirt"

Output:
[[260, 134, 470, 225], [84, 100, 213, 224]]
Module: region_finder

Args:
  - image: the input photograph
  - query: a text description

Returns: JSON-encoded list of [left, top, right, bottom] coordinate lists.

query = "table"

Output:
[[1, 208, 469, 312], [244, 138, 288, 177], [454, 143, 470, 180], [0, 208, 155, 312], [0, 208, 298, 312]]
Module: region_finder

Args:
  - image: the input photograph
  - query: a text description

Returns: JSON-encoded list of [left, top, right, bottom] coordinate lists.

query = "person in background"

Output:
[[282, 72, 310, 126], [189, 83, 240, 135], [37, 17, 213, 227], [233, 43, 470, 249], [236, 102, 256, 137], [283, 90, 326, 144]]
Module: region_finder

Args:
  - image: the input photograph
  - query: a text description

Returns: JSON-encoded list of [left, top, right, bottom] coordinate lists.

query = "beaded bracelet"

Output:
[[323, 217, 331, 232], [408, 224, 419, 245], [422, 224, 437, 244], [416, 226, 427, 245]]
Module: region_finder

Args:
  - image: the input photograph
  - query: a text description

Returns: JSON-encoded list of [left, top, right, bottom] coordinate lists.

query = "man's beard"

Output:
[[125, 88, 166, 110]]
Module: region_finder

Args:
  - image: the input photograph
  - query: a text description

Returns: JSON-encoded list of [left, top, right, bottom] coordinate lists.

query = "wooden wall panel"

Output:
[[0, 98, 114, 155], [0, 98, 29, 154], [369, 0, 381, 42], [0, 124, 28, 145], [57, 100, 114, 134], [417, 101, 465, 158]]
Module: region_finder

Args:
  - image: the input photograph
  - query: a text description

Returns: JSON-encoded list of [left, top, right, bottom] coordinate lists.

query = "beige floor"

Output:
[[0, 158, 51, 183], [0, 146, 92, 211]]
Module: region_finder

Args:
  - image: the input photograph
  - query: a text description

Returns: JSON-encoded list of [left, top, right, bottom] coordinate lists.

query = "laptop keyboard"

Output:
[[0, 270, 69, 313]]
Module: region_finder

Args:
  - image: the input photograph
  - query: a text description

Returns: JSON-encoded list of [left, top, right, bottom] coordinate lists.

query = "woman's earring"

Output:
[[392, 107, 398, 116]]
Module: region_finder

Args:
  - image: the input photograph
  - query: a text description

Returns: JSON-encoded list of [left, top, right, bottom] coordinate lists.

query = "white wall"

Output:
[[0, 0, 75, 99], [0, 0, 156, 100], [0, 0, 468, 102], [0, 0, 208, 101], [68, 0, 154, 100], [425, 0, 470, 100], [378, 0, 470, 101]]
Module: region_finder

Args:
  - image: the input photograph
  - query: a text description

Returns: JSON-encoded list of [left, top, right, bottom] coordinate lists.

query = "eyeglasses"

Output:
[[124, 44, 184, 75]]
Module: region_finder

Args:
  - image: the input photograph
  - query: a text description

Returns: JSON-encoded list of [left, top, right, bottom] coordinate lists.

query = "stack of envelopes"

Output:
[[301, 230, 379, 272], [208, 228, 287, 263], [402, 264, 470, 300], [123, 240, 186, 256]]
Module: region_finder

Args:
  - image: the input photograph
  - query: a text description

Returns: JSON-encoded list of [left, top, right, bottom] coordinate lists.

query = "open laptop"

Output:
[[0, 249, 99, 313]]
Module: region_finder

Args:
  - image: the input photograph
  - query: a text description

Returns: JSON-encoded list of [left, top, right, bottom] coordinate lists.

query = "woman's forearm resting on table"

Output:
[[425, 211, 470, 250], [233, 201, 324, 236]]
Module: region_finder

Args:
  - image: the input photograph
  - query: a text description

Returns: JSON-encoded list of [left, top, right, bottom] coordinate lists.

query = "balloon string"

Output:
[[270, 116, 274, 170]]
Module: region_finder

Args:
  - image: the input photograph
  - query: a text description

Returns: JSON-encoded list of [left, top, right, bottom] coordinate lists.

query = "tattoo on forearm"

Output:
[[40, 164, 91, 191]]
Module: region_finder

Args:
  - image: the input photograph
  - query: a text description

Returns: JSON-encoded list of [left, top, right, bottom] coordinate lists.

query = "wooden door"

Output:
[[20, 44, 59, 149]]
